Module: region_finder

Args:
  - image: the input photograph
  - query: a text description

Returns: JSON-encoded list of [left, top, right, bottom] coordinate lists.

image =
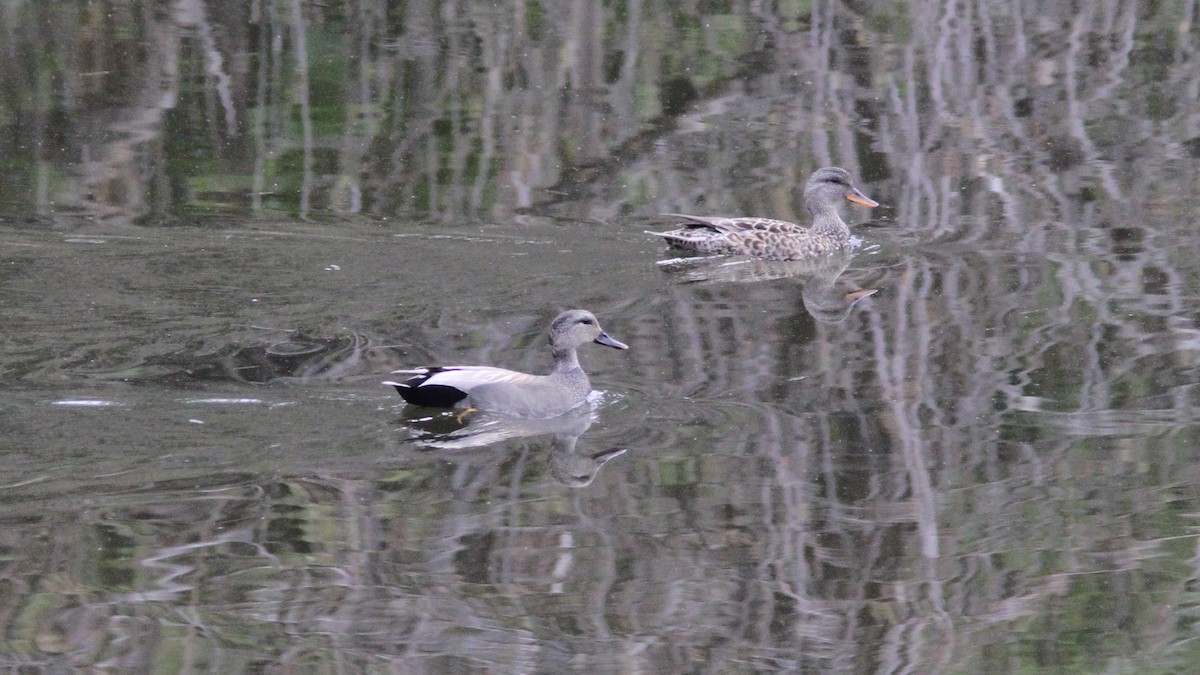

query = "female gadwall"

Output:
[[647, 166, 879, 260], [384, 309, 628, 418]]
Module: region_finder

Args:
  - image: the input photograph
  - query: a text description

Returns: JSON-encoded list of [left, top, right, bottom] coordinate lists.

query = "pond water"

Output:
[[4, 1, 1200, 673]]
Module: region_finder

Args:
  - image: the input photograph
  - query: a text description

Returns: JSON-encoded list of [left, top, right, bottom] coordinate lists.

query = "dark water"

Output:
[[4, 1, 1200, 673]]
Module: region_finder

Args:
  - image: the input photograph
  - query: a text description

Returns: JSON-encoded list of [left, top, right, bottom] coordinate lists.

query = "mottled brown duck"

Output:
[[647, 166, 879, 260]]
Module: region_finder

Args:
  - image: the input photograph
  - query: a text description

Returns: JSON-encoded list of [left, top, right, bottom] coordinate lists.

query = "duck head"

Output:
[[805, 167, 879, 214], [548, 309, 629, 356]]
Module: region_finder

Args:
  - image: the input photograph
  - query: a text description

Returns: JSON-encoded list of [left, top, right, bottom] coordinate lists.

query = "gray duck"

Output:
[[385, 309, 628, 419]]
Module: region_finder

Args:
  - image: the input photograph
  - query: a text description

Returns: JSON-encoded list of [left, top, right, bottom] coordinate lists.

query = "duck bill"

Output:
[[845, 189, 879, 208], [594, 332, 629, 350], [590, 447, 628, 464], [845, 288, 878, 301]]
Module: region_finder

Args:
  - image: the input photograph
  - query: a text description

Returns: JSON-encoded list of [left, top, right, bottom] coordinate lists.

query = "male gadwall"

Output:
[[384, 309, 628, 418], [646, 166, 879, 260]]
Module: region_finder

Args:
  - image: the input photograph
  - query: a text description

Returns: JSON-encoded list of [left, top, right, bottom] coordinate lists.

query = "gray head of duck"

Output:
[[804, 167, 879, 217], [548, 309, 629, 359]]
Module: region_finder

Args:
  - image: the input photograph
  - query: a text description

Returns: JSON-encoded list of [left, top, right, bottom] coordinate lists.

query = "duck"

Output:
[[384, 309, 628, 419], [646, 166, 879, 260]]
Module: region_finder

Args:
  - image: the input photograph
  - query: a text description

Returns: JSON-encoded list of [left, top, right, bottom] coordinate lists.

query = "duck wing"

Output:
[[385, 366, 538, 407], [652, 213, 804, 235]]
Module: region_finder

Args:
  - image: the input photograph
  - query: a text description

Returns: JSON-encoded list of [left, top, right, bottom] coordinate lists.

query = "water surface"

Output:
[[3, 1, 1200, 673]]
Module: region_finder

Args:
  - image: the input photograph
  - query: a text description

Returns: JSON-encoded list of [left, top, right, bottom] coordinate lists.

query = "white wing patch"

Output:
[[418, 366, 538, 392]]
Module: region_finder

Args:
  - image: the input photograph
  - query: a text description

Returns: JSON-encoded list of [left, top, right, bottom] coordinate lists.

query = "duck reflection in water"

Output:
[[400, 402, 627, 488], [658, 248, 880, 324]]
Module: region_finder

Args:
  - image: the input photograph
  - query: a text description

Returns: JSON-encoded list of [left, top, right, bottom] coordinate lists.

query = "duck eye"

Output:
[[579, 318, 594, 325]]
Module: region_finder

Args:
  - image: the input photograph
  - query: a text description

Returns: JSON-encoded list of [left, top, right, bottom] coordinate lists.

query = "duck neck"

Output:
[[807, 202, 851, 238], [551, 348, 591, 398], [551, 347, 584, 376]]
